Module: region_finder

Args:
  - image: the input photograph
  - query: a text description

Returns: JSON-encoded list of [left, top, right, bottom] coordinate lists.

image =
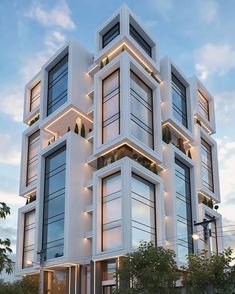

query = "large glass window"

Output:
[[23, 210, 35, 268], [130, 71, 153, 148], [47, 55, 68, 116], [27, 130, 40, 186], [30, 81, 40, 111], [102, 172, 122, 251], [102, 23, 120, 48], [129, 24, 151, 57], [175, 159, 193, 264], [43, 146, 66, 260], [172, 73, 187, 128], [102, 260, 116, 294], [102, 70, 120, 144], [131, 173, 156, 248], [201, 138, 214, 192], [198, 90, 210, 121], [44, 269, 69, 294]]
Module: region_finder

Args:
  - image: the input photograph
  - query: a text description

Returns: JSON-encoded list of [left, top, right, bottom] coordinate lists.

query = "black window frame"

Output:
[[102, 22, 120, 49], [131, 172, 157, 247], [42, 145, 66, 261], [26, 129, 40, 186], [30, 81, 41, 112], [198, 90, 210, 121], [47, 54, 68, 116], [201, 138, 214, 192], [102, 69, 120, 144], [130, 70, 154, 149], [22, 209, 35, 269], [172, 73, 188, 128], [175, 158, 194, 261], [129, 24, 152, 57]]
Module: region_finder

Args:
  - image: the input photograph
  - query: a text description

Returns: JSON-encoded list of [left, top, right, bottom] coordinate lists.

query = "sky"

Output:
[[0, 0, 235, 279]]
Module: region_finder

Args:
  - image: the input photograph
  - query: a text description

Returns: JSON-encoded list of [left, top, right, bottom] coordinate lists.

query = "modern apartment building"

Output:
[[16, 5, 223, 293]]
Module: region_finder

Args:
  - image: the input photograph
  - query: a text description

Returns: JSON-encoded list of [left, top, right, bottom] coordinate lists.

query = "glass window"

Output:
[[102, 22, 120, 48], [30, 82, 40, 111], [102, 172, 122, 251], [23, 210, 35, 268], [27, 130, 40, 186], [44, 269, 69, 294], [198, 90, 210, 121], [175, 159, 193, 264], [130, 71, 153, 148], [103, 260, 116, 281], [205, 214, 218, 255], [201, 138, 214, 192], [172, 73, 187, 128], [47, 55, 68, 116], [43, 146, 66, 260], [102, 70, 120, 144], [129, 24, 151, 57], [131, 173, 156, 248]]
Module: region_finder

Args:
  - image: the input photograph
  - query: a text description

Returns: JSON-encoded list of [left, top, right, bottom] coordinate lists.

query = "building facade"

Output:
[[16, 5, 223, 293]]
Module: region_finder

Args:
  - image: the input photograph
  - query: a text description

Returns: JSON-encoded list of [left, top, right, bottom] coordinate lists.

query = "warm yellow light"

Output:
[[192, 234, 200, 240], [27, 113, 40, 125], [88, 41, 162, 83], [162, 122, 190, 144], [194, 115, 212, 135], [26, 260, 33, 265], [44, 107, 93, 136], [87, 90, 94, 97], [24, 189, 37, 198]]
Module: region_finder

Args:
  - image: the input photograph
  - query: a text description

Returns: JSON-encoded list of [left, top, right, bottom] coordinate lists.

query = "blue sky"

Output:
[[0, 0, 235, 274]]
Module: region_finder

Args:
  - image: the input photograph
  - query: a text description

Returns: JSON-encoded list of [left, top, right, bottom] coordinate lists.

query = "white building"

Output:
[[16, 5, 223, 293]]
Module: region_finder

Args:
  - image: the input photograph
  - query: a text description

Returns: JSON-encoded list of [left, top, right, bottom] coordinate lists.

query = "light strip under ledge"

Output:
[[44, 107, 93, 136], [162, 122, 191, 145], [194, 115, 212, 135], [87, 41, 162, 83]]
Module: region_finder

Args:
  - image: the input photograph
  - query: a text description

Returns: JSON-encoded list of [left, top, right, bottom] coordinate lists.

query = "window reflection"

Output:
[[102, 23, 120, 48], [44, 269, 69, 294], [172, 73, 187, 128], [131, 174, 156, 248], [43, 146, 66, 260], [27, 130, 40, 186], [47, 55, 68, 116], [201, 138, 214, 192], [30, 81, 40, 111], [23, 210, 35, 268], [102, 172, 122, 251], [175, 159, 193, 264], [102, 70, 120, 144], [198, 90, 209, 120], [130, 71, 153, 148]]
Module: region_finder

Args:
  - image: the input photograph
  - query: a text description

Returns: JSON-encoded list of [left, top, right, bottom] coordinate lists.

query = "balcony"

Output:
[[42, 107, 93, 148]]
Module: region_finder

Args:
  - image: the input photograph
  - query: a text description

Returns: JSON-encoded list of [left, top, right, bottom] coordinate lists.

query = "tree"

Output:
[[182, 248, 235, 294], [114, 242, 179, 294], [0, 274, 39, 294], [0, 203, 13, 275]]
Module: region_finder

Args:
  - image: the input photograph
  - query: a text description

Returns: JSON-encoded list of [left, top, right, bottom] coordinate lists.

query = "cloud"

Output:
[[0, 134, 21, 165], [194, 43, 235, 80], [25, 1, 75, 30], [0, 31, 66, 121], [149, 0, 173, 21], [199, 0, 218, 24], [214, 91, 235, 124]]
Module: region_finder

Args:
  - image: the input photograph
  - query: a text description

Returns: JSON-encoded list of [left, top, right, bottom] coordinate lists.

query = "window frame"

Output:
[[171, 73, 188, 128], [131, 172, 157, 247], [198, 90, 210, 121], [201, 138, 214, 192], [129, 24, 152, 57], [102, 22, 120, 49], [47, 54, 69, 116], [29, 81, 41, 112], [102, 69, 120, 144], [130, 70, 154, 149]]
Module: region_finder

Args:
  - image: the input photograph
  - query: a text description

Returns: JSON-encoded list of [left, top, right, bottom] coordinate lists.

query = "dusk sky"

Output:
[[1, 0, 235, 275]]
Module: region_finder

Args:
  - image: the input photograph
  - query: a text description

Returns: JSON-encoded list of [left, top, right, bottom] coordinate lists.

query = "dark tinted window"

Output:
[[102, 23, 120, 48], [27, 130, 40, 186], [43, 146, 66, 260], [172, 73, 187, 128], [201, 138, 214, 192], [130, 24, 151, 57], [175, 159, 193, 264], [47, 55, 68, 115]]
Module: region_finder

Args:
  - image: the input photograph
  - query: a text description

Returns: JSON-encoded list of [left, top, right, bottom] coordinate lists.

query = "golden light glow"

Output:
[[194, 115, 212, 135], [88, 41, 162, 83], [44, 107, 93, 136], [87, 64, 99, 75], [27, 113, 40, 125], [198, 191, 214, 201], [99, 141, 157, 164], [24, 189, 37, 198], [26, 260, 33, 265], [162, 122, 190, 144], [87, 89, 94, 97]]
